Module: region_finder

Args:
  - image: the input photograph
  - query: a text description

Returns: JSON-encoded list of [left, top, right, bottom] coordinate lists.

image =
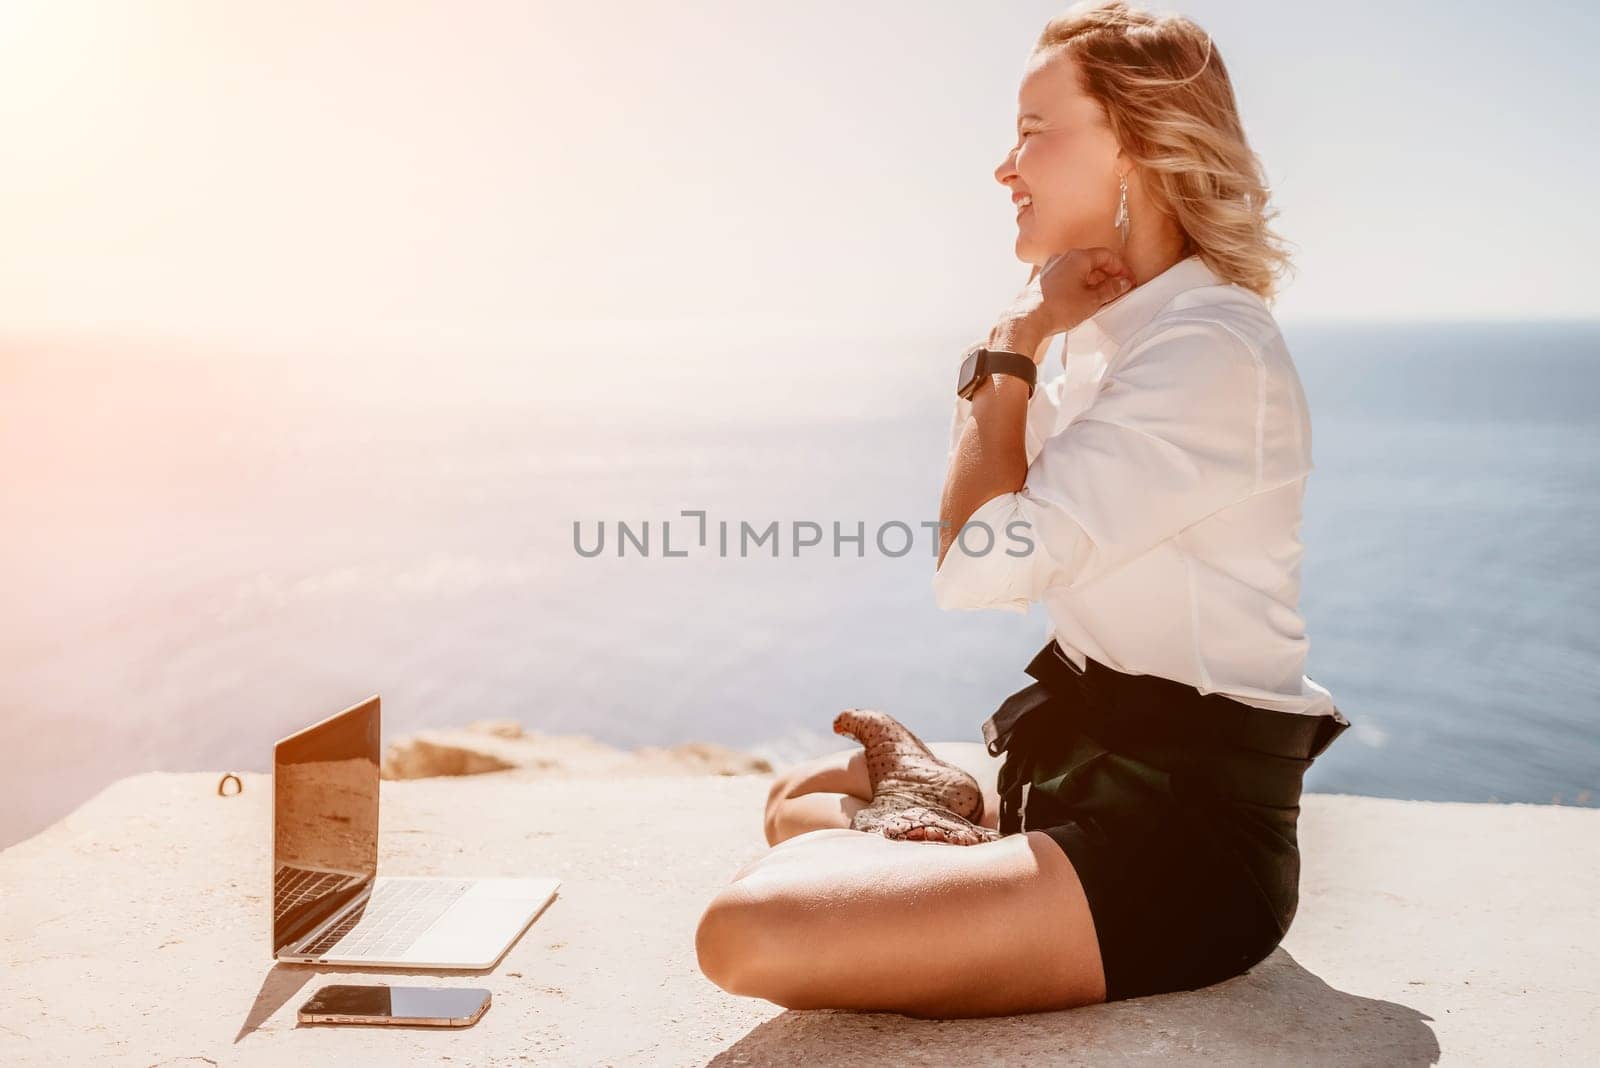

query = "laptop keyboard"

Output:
[[301, 879, 473, 959], [274, 865, 362, 923]]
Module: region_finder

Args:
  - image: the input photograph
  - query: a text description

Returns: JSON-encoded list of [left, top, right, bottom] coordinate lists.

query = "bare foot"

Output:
[[832, 708, 987, 824], [851, 792, 1001, 846]]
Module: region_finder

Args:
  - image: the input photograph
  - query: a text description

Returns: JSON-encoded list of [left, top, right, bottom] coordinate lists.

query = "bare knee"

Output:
[[694, 895, 742, 993], [763, 775, 793, 845], [699, 836, 857, 999], [762, 793, 821, 847], [767, 792, 865, 846], [764, 747, 875, 846], [696, 888, 778, 998]]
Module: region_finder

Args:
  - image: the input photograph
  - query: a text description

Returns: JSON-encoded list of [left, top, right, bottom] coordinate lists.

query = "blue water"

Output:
[[2, 320, 1596, 846]]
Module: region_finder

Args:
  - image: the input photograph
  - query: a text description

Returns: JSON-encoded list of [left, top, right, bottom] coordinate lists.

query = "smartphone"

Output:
[[297, 984, 491, 1027]]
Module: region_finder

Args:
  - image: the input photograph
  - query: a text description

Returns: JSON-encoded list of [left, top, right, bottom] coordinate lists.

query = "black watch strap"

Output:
[[957, 347, 1037, 400]]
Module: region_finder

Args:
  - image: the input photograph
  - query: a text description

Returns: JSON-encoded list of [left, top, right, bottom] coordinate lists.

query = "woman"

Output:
[[696, 0, 1349, 1016]]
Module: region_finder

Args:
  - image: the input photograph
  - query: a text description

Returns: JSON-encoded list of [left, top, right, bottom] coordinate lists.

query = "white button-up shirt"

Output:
[[933, 254, 1344, 720]]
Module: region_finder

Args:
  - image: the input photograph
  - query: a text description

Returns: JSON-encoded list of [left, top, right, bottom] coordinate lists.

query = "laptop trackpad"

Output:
[[399, 881, 555, 969]]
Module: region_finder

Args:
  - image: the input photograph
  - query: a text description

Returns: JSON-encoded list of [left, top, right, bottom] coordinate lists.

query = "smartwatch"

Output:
[[955, 347, 1037, 400]]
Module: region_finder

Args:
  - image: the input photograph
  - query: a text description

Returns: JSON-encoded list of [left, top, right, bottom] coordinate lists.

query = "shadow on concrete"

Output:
[[708, 948, 1440, 1066], [235, 965, 318, 1043]]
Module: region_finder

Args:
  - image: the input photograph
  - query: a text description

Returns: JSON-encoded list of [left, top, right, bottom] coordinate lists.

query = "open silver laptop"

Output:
[[271, 696, 559, 969]]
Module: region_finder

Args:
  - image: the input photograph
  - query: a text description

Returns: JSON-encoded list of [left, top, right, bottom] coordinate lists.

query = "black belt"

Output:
[[981, 640, 1350, 834]]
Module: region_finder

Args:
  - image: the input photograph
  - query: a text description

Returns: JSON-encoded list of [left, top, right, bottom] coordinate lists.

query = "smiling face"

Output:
[[996, 50, 1125, 266]]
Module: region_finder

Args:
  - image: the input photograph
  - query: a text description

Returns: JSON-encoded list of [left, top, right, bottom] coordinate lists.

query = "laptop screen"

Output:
[[272, 696, 381, 955]]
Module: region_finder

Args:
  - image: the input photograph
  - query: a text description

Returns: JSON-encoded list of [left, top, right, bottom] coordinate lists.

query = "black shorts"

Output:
[[981, 640, 1350, 1003]]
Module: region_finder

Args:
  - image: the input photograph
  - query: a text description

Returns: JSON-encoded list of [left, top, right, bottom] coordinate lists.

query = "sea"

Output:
[[3, 319, 1596, 847]]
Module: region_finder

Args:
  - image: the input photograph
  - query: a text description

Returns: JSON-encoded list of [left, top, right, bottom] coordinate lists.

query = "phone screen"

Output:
[[299, 984, 490, 1025]]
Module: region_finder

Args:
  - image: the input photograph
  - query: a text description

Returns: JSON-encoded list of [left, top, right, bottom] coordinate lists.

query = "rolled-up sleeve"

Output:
[[933, 319, 1269, 611]]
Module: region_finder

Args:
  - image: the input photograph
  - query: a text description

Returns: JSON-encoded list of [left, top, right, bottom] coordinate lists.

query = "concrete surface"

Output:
[[379, 719, 773, 780], [1, 771, 1596, 1066]]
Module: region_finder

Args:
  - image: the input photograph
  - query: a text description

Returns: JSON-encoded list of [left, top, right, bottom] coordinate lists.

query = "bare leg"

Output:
[[765, 742, 1002, 845], [697, 827, 1107, 1017]]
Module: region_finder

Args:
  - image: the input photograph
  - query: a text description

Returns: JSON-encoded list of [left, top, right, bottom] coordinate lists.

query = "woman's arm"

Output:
[[937, 250, 1133, 569], [936, 324, 1042, 569], [933, 315, 1279, 611]]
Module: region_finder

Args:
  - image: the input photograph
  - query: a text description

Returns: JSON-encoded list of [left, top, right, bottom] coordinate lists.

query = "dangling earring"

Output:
[[1113, 172, 1130, 245]]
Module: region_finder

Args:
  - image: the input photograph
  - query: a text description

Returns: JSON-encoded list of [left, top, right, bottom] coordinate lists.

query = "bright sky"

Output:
[[1, 0, 1594, 350]]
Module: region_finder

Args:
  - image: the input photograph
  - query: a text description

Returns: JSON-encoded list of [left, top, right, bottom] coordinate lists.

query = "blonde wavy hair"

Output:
[[1034, 0, 1293, 301]]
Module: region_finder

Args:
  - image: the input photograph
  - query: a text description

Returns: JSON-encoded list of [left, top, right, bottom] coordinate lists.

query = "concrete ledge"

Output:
[[378, 719, 773, 780], [0, 771, 1594, 1065]]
